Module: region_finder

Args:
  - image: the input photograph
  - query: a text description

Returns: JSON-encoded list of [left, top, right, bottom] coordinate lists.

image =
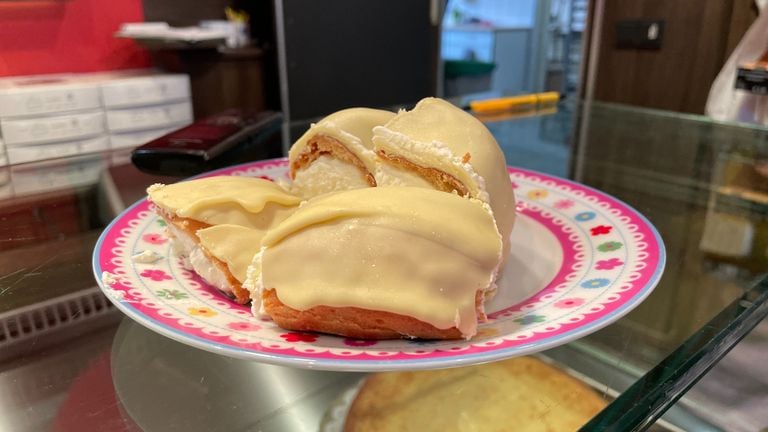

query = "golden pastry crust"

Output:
[[261, 289, 487, 340], [376, 148, 470, 197], [344, 357, 607, 432], [161, 211, 251, 305], [290, 133, 376, 187]]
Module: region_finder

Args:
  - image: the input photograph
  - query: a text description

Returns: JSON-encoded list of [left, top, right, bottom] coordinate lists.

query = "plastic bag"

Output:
[[705, 1, 768, 125]]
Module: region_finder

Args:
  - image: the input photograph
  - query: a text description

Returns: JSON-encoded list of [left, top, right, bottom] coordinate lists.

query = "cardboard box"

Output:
[[5, 135, 109, 164], [0, 182, 10, 200], [100, 74, 191, 108], [10, 156, 102, 195], [7, 141, 79, 165], [105, 101, 192, 133], [78, 135, 111, 154], [0, 75, 101, 118], [1, 110, 105, 146], [109, 125, 183, 149], [0, 152, 9, 196]]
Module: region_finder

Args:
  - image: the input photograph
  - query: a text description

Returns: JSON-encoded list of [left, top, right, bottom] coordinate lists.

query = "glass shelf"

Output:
[[0, 101, 766, 431]]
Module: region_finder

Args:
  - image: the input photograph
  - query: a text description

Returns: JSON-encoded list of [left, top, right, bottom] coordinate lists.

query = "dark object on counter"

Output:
[[615, 20, 664, 50], [131, 110, 283, 176], [736, 64, 768, 95]]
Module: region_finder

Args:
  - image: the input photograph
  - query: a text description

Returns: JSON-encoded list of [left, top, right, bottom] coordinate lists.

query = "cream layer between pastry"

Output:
[[288, 107, 395, 197]]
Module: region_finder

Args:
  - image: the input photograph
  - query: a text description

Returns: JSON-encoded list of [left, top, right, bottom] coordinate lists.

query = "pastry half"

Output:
[[372, 97, 516, 262], [245, 187, 503, 340], [147, 176, 301, 303], [288, 108, 395, 198]]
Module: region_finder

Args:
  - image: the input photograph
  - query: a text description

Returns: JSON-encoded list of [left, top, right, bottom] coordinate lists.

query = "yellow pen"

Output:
[[469, 92, 560, 113]]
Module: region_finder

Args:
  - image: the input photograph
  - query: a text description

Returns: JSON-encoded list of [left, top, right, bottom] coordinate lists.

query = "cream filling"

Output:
[[303, 122, 378, 173], [244, 248, 266, 317], [290, 155, 370, 198], [166, 223, 234, 295], [372, 126, 490, 203], [374, 160, 436, 189]]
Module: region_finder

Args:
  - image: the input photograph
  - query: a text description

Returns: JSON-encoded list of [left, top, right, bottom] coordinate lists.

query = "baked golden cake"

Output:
[[244, 187, 503, 340], [288, 107, 395, 198], [344, 357, 607, 432], [147, 177, 301, 304]]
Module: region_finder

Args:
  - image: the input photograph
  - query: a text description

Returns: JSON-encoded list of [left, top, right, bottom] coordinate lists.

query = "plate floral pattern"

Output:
[[93, 158, 665, 371]]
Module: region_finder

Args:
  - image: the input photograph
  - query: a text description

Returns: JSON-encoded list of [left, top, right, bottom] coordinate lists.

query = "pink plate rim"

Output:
[[93, 157, 665, 371]]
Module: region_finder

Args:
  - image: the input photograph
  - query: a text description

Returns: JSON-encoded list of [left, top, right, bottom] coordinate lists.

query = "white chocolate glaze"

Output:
[[147, 177, 300, 229], [196, 224, 265, 283], [288, 107, 395, 174], [254, 187, 502, 338], [374, 159, 435, 189]]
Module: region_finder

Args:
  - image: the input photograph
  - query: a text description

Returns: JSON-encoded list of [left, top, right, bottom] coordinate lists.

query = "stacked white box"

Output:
[[100, 74, 191, 108], [0, 75, 101, 118], [10, 157, 103, 195], [105, 101, 192, 132], [0, 71, 193, 164], [101, 74, 193, 149], [0, 110, 105, 145], [5, 136, 110, 165], [0, 74, 108, 165]]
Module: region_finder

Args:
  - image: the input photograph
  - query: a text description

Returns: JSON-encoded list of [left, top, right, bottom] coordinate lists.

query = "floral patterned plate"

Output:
[[93, 158, 665, 372]]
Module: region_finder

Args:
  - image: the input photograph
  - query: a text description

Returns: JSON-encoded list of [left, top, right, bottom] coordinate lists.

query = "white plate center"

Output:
[[486, 213, 564, 314]]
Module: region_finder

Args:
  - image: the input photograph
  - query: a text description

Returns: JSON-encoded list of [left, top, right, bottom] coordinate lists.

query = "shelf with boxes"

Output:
[[0, 71, 193, 166], [100, 73, 193, 150]]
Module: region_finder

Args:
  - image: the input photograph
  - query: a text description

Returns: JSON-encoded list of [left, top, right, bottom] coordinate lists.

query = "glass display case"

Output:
[[0, 101, 766, 431]]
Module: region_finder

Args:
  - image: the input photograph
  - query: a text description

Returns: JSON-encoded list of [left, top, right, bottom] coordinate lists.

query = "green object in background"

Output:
[[444, 60, 496, 78]]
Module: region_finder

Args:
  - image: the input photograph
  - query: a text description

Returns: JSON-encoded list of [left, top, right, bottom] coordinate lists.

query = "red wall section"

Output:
[[0, 0, 151, 77]]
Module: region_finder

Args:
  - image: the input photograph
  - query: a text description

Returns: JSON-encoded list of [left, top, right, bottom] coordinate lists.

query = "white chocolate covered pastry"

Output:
[[245, 187, 503, 340], [288, 107, 395, 198], [372, 97, 516, 263], [147, 177, 301, 303]]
